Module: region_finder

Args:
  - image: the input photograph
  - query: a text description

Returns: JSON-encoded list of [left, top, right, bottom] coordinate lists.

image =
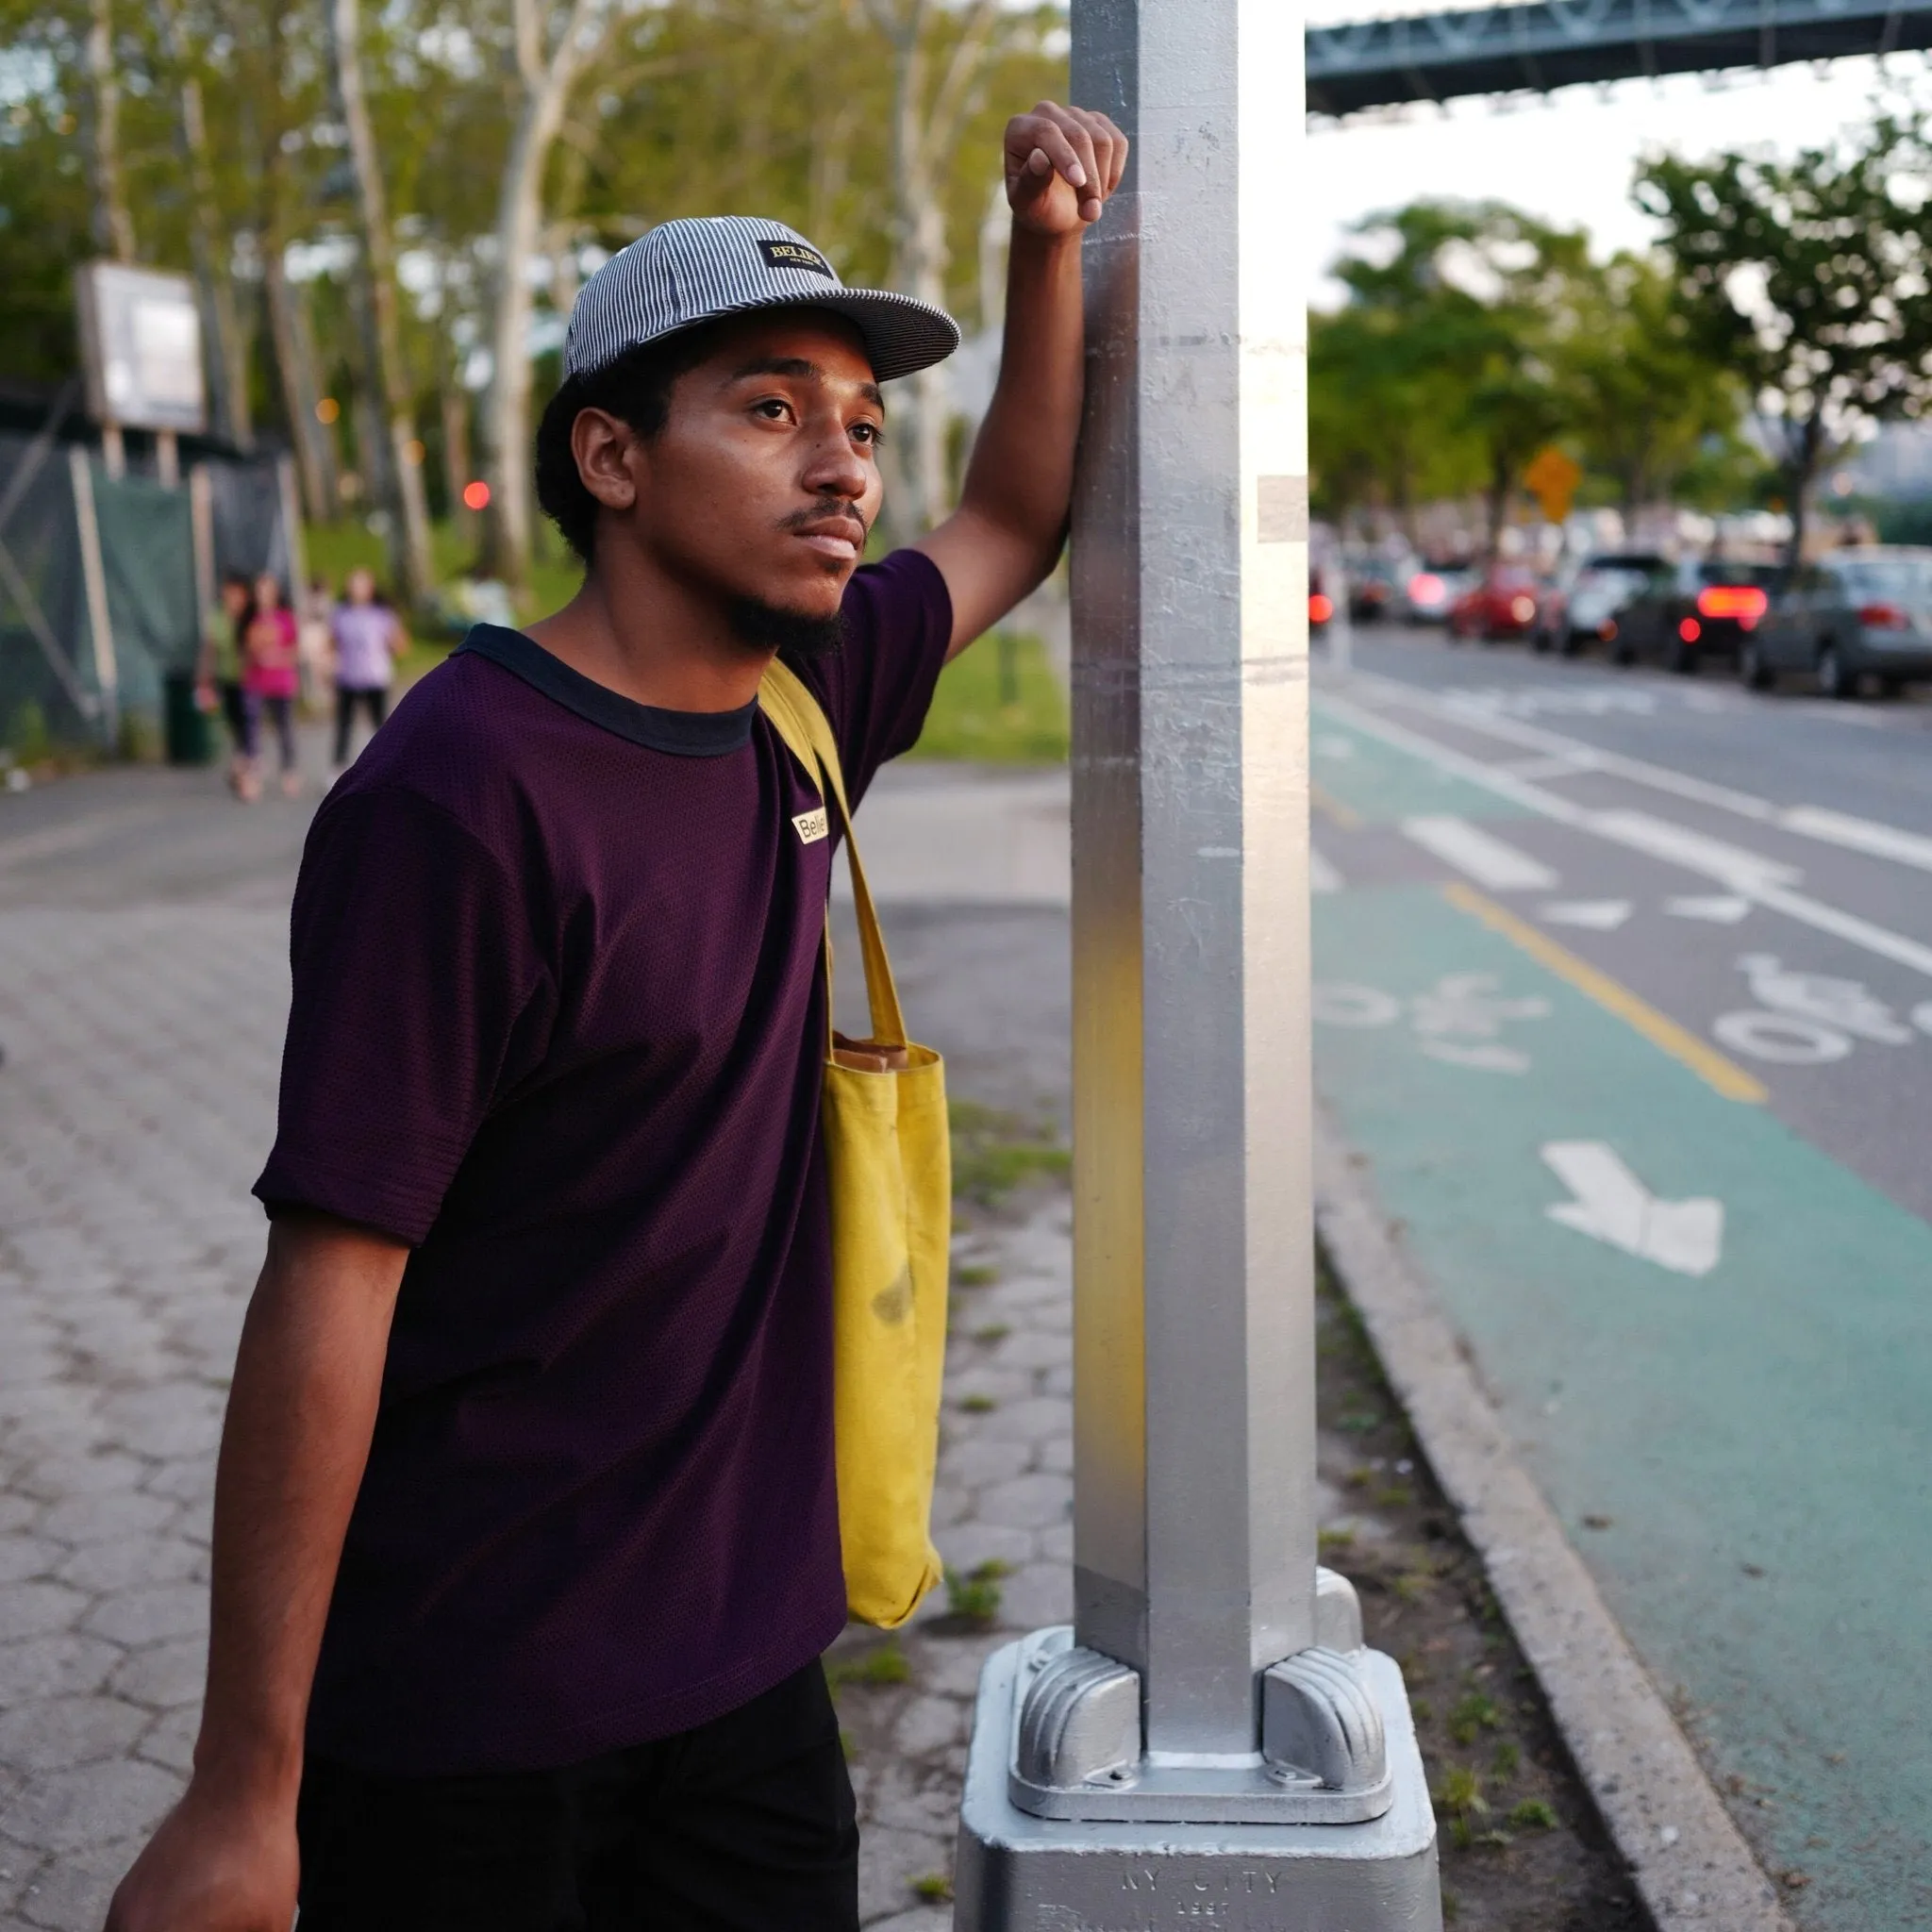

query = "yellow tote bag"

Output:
[[758, 660, 950, 1628]]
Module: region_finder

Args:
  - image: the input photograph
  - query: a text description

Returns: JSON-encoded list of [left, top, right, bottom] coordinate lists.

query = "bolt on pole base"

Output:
[[956, 1635, 1441, 1930]]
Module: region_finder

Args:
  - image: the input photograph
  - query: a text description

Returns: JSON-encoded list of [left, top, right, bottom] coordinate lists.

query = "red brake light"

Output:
[[1409, 572, 1445, 605], [1678, 618, 1702, 642], [1508, 594, 1536, 623], [1309, 592, 1335, 625], [1858, 602, 1910, 630], [1697, 585, 1768, 621]]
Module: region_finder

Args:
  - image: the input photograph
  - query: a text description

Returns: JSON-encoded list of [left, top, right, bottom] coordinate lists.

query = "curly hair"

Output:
[[533, 325, 727, 565]]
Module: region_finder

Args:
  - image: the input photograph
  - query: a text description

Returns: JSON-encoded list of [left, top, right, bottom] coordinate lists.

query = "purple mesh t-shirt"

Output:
[[255, 549, 952, 1775]]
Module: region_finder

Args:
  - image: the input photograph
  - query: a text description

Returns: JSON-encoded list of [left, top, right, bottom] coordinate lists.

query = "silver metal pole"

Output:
[[955, 0, 1437, 1917], [70, 444, 122, 750]]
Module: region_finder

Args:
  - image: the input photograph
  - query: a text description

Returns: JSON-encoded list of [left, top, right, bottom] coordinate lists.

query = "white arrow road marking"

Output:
[[1665, 894, 1751, 924], [1541, 1141, 1724, 1278], [1309, 842, 1342, 894], [1402, 815, 1559, 891], [1539, 899, 1633, 930]]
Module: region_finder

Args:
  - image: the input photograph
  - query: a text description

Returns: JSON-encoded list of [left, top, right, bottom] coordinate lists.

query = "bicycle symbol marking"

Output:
[[1313, 973, 1550, 1074]]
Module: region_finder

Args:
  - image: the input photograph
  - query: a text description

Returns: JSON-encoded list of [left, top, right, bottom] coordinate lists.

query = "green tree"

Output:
[[1554, 252, 1745, 519], [1638, 115, 1932, 562]]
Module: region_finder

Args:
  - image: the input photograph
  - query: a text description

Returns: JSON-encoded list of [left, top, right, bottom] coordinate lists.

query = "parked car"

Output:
[[1448, 567, 1541, 643], [1533, 553, 1667, 656], [1595, 556, 1782, 672], [1739, 545, 1932, 698], [1342, 548, 1417, 623], [1400, 564, 1476, 625]]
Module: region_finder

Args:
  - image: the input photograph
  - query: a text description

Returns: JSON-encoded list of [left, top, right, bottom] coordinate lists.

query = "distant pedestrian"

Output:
[[328, 568, 406, 774], [196, 571, 253, 795], [298, 576, 336, 710], [241, 572, 301, 801]]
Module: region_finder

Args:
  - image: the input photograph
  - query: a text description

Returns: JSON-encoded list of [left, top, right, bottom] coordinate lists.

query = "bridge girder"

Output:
[[1307, 0, 1932, 116]]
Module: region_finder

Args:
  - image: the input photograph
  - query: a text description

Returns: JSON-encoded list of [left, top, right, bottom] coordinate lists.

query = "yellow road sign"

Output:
[[1524, 446, 1582, 524]]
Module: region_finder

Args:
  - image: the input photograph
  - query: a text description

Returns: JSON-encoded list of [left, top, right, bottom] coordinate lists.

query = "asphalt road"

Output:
[[1312, 623, 1932, 1928]]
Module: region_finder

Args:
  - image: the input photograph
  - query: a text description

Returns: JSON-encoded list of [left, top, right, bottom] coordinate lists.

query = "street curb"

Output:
[[1312, 1107, 1798, 1932]]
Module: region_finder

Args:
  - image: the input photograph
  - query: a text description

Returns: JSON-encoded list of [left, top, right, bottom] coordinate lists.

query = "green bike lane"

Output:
[[1309, 708, 1932, 1927]]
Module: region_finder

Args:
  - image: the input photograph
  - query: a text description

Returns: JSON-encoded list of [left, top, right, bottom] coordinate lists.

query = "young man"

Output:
[[107, 100, 1124, 1932]]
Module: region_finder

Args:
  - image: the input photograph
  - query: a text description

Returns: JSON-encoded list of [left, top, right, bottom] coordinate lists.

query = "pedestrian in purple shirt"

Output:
[[327, 568, 407, 774], [109, 101, 1124, 1932]]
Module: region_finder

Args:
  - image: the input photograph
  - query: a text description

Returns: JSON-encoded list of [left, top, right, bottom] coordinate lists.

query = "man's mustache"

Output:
[[779, 503, 869, 542]]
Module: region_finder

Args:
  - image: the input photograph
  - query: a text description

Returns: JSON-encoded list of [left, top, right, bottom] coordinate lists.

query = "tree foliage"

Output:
[[1310, 196, 1748, 547], [1638, 114, 1932, 559], [0, 0, 1064, 586]]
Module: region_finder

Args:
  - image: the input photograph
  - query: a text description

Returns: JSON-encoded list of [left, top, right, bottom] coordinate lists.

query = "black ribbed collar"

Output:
[[456, 625, 756, 758]]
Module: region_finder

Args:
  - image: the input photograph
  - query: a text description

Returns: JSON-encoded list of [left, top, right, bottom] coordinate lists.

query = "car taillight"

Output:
[[1678, 618, 1702, 642], [1509, 595, 1536, 623], [1697, 585, 1769, 622], [1309, 592, 1335, 625], [1599, 620, 1618, 641], [1858, 601, 1911, 630], [1409, 572, 1444, 606]]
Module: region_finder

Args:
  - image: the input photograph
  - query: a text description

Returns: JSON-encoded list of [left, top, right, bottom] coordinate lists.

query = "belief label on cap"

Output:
[[758, 239, 835, 279]]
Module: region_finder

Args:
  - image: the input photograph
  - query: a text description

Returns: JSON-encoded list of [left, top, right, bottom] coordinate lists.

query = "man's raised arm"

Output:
[[917, 101, 1127, 658], [107, 1216, 408, 1932]]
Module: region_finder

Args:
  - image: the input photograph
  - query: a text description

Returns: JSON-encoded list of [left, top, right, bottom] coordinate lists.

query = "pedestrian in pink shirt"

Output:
[[241, 573, 301, 801], [328, 568, 407, 775]]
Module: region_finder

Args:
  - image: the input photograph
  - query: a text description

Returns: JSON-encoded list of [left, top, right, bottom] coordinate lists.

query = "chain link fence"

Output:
[[0, 427, 296, 758]]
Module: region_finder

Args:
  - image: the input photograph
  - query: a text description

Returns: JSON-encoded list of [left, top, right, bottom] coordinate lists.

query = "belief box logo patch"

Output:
[[792, 807, 830, 845], [758, 239, 835, 279]]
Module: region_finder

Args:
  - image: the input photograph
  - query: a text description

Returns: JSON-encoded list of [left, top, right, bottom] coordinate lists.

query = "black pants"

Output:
[[334, 685, 389, 765], [295, 1661, 858, 1931]]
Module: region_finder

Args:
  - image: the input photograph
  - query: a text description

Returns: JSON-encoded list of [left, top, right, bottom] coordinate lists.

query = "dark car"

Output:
[[1740, 546, 1932, 698], [1448, 567, 1541, 643], [1534, 552, 1667, 656], [1597, 556, 1782, 673]]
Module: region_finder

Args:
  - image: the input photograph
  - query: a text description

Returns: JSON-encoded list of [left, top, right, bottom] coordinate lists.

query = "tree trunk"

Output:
[[1785, 415, 1824, 570], [157, 0, 253, 450], [868, 0, 1000, 546], [479, 0, 614, 590], [82, 0, 136, 262], [328, 0, 435, 610], [264, 245, 336, 523], [441, 379, 474, 540]]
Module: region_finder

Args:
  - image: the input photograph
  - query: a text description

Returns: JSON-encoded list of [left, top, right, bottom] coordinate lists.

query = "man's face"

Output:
[[602, 311, 885, 628]]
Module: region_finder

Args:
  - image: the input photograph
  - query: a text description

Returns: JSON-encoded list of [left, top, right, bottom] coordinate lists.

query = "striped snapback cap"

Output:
[[565, 216, 960, 384]]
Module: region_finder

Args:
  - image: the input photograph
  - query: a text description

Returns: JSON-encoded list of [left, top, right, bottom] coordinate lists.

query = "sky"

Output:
[[1305, 43, 1932, 303]]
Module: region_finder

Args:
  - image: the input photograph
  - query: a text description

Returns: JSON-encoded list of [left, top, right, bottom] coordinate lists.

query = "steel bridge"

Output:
[[1307, 0, 1932, 115]]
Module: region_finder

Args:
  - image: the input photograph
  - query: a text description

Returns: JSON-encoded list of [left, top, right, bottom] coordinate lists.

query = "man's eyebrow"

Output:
[[729, 356, 885, 410]]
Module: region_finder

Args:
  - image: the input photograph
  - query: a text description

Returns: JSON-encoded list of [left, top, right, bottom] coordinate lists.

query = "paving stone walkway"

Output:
[[0, 764, 1077, 1930]]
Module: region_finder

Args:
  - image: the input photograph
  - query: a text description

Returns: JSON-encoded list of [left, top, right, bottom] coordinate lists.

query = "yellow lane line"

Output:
[[1311, 782, 1362, 830], [1441, 880, 1768, 1106]]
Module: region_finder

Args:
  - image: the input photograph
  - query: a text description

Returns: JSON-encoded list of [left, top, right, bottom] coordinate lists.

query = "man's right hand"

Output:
[[103, 1776, 298, 1931]]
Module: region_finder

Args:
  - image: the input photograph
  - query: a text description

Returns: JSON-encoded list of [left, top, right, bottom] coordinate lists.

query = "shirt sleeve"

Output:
[[792, 548, 954, 808], [254, 786, 551, 1245]]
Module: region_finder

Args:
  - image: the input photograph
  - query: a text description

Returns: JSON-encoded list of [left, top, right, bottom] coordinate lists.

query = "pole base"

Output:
[[955, 1638, 1441, 1931]]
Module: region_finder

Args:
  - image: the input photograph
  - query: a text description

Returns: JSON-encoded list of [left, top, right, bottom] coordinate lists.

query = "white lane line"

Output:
[[1589, 809, 1800, 891], [1666, 894, 1752, 924], [1402, 815, 1559, 891], [1781, 806, 1932, 875], [1540, 899, 1632, 930], [1310, 842, 1342, 894], [1321, 691, 1932, 983], [1350, 673, 1932, 875]]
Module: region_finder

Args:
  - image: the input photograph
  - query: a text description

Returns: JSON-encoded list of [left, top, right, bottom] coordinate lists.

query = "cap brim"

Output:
[[704, 286, 961, 383]]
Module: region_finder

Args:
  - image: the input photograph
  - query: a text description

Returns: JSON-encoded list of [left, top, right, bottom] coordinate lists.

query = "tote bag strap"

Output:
[[757, 659, 908, 1051]]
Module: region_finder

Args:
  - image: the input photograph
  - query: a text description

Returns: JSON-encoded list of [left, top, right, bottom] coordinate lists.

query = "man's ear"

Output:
[[571, 408, 641, 514]]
